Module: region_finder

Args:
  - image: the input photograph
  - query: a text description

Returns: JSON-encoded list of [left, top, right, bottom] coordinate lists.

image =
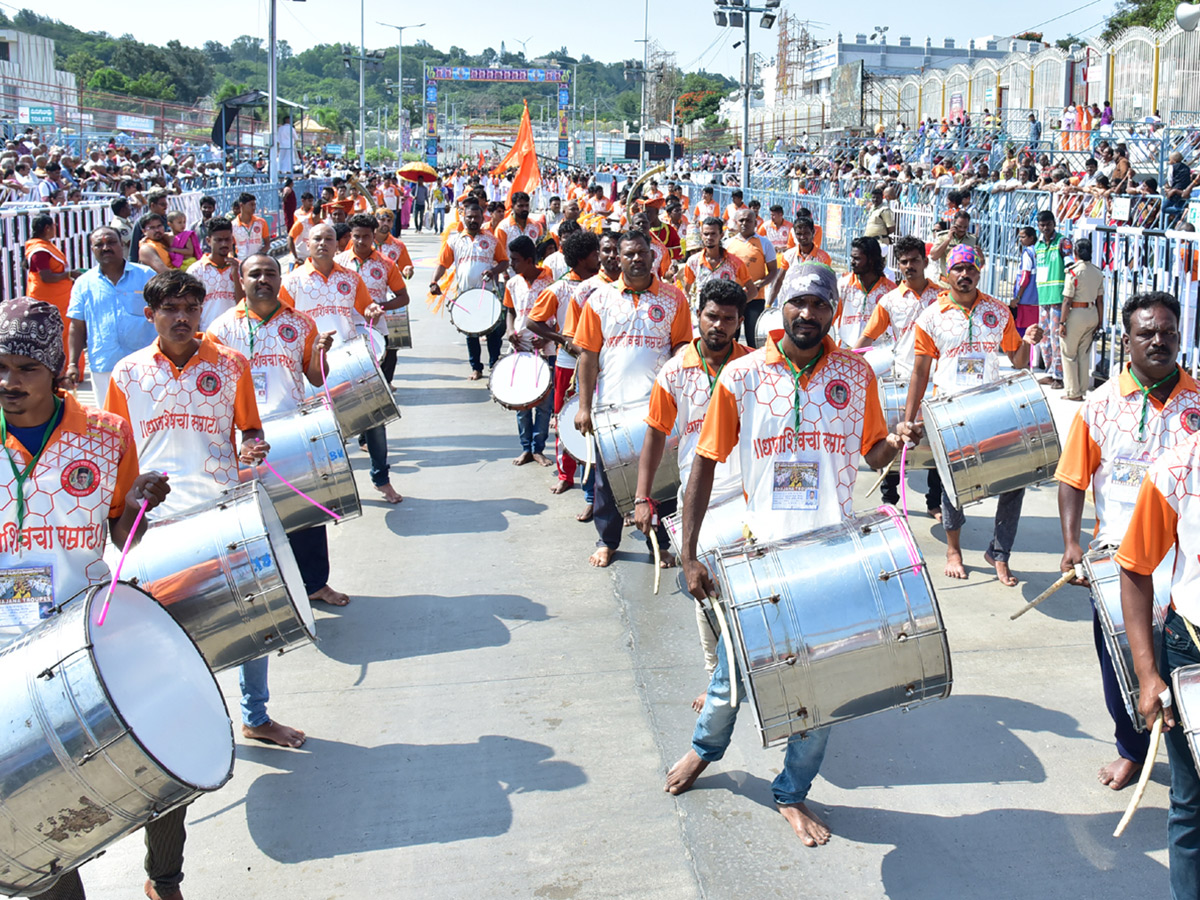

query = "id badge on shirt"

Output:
[[252, 370, 269, 404], [1109, 457, 1150, 504], [955, 353, 986, 390], [0, 565, 54, 626], [772, 461, 820, 510]]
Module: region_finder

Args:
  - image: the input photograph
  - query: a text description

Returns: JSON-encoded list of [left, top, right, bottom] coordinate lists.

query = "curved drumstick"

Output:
[[712, 598, 738, 710], [649, 527, 662, 595], [866, 458, 895, 497], [1010, 566, 1082, 620], [97, 472, 166, 626], [1113, 711, 1164, 837], [583, 436, 594, 485], [261, 460, 343, 521]]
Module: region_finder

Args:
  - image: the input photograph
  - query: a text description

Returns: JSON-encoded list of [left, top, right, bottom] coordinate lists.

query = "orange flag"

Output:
[[491, 100, 532, 175], [504, 101, 540, 203]]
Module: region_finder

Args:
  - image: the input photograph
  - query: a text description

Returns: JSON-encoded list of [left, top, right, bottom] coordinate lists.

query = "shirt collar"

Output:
[[679, 340, 750, 370], [152, 332, 219, 374], [764, 332, 839, 379], [1118, 363, 1198, 401], [936, 289, 987, 311], [615, 274, 662, 296]]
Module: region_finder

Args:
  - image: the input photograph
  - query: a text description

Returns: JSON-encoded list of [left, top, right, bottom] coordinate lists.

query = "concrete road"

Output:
[[81, 231, 1171, 899]]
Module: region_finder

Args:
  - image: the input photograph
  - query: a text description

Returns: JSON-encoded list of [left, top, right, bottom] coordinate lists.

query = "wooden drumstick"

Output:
[[1113, 711, 1164, 837], [583, 436, 594, 485], [712, 598, 738, 709], [1010, 566, 1083, 620], [866, 458, 895, 497], [649, 527, 662, 595]]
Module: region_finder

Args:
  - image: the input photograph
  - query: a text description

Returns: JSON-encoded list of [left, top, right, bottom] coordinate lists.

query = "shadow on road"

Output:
[[382, 496, 548, 536]]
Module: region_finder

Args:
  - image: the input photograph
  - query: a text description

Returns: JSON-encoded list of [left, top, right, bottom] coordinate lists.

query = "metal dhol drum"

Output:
[[707, 506, 952, 747], [489, 352, 553, 411], [449, 288, 503, 336], [1087, 547, 1176, 731], [307, 336, 401, 437], [385, 308, 413, 350], [922, 370, 1060, 509], [1173, 664, 1200, 773], [0, 582, 233, 896], [860, 346, 895, 380], [664, 494, 749, 560], [593, 403, 681, 515], [755, 307, 783, 346], [557, 395, 591, 463], [241, 398, 362, 532], [124, 481, 317, 673], [879, 378, 934, 469]]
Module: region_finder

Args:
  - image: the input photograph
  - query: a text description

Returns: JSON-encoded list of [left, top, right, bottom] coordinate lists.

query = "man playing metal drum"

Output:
[[572, 230, 693, 568], [502, 235, 556, 467], [637, 278, 749, 709], [1056, 292, 1200, 792], [666, 262, 914, 846], [0, 298, 178, 900], [905, 244, 1044, 586]]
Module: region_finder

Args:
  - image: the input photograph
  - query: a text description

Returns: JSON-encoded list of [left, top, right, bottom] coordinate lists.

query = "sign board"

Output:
[[829, 62, 863, 129], [427, 66, 569, 83], [18, 105, 54, 125], [1110, 196, 1132, 221], [425, 137, 438, 166], [324, 143, 345, 155], [584, 146, 595, 164], [949, 92, 964, 118], [116, 114, 155, 133]]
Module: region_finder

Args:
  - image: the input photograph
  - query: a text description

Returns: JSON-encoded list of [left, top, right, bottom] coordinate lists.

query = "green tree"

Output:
[[87, 67, 129, 93], [230, 35, 264, 62], [204, 40, 231, 63], [62, 50, 103, 84], [1102, 0, 1176, 39], [215, 81, 251, 104], [127, 71, 177, 101]]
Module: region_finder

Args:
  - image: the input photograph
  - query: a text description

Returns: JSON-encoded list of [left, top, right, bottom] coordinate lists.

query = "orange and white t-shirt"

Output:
[[913, 292, 1022, 396], [776, 244, 833, 273], [378, 235, 414, 272], [105, 334, 261, 518], [646, 340, 751, 505], [647, 234, 674, 279], [835, 273, 897, 349], [207, 301, 319, 418], [191, 254, 239, 331], [572, 275, 692, 408], [561, 271, 616, 344], [758, 220, 794, 254], [495, 216, 544, 257], [231, 215, 269, 261], [378, 184, 401, 211], [279, 260, 373, 344], [725, 234, 776, 300], [787, 224, 824, 250], [722, 203, 745, 226], [1058, 366, 1200, 549], [335, 248, 406, 337], [0, 393, 137, 641], [588, 196, 612, 216], [695, 199, 719, 222], [696, 332, 888, 543], [529, 271, 585, 370], [677, 251, 750, 308], [859, 281, 940, 378], [288, 216, 314, 261], [439, 230, 507, 295], [504, 265, 556, 356], [1116, 432, 1200, 623]]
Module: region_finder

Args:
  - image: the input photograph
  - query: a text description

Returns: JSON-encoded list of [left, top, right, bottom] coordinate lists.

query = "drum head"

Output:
[[557, 395, 592, 462], [252, 485, 317, 640], [450, 289, 502, 335], [755, 308, 784, 345], [490, 353, 552, 409], [88, 583, 233, 791]]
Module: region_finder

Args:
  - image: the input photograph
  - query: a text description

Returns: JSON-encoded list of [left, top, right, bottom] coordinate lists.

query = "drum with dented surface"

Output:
[[307, 335, 401, 436], [123, 481, 316, 672], [385, 308, 413, 350], [241, 398, 362, 532], [449, 288, 503, 336], [0, 582, 233, 896], [489, 352, 553, 411], [922, 370, 1060, 508], [593, 403, 681, 515], [879, 378, 934, 469], [707, 506, 951, 747], [1087, 547, 1176, 731]]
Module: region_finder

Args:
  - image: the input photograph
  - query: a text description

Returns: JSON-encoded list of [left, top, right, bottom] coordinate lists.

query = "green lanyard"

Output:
[[948, 295, 974, 345], [1129, 366, 1178, 442], [1, 396, 62, 547], [245, 303, 282, 360], [780, 347, 824, 433], [697, 340, 735, 394]]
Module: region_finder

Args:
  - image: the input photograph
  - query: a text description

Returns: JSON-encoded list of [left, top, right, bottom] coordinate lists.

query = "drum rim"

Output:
[[556, 395, 591, 462], [449, 288, 503, 336], [248, 483, 317, 640], [80, 580, 235, 791], [488, 352, 553, 410]]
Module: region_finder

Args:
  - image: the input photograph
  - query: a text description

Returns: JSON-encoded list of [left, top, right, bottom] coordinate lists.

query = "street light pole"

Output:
[[742, 10, 750, 188], [639, 0, 648, 171], [358, 0, 365, 168], [268, 0, 278, 185], [379, 21, 425, 160]]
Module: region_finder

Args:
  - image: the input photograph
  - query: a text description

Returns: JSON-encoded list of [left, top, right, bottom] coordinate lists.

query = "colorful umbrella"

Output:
[[397, 161, 437, 183]]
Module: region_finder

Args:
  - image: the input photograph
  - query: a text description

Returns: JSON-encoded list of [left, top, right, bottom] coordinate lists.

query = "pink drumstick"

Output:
[[261, 460, 343, 521], [851, 347, 870, 353], [97, 475, 161, 626], [877, 503, 923, 574]]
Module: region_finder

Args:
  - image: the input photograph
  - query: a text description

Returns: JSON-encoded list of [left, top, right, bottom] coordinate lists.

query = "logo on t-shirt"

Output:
[[1183, 408, 1200, 434], [647, 304, 666, 323], [62, 460, 100, 496], [369, 265, 383, 280], [982, 310, 1000, 329], [825, 379, 850, 409], [337, 281, 353, 295], [278, 323, 299, 343], [196, 371, 223, 396]]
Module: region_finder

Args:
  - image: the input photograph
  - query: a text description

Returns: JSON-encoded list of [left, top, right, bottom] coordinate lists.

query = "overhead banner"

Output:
[[427, 66, 570, 83]]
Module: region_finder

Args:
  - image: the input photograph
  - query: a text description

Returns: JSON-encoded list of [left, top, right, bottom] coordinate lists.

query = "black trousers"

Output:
[[288, 524, 330, 594]]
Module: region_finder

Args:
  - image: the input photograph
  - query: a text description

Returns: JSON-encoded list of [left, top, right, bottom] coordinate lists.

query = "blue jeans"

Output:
[[941, 488, 1024, 562], [467, 322, 504, 372], [693, 639, 831, 805], [363, 424, 390, 486], [1092, 598, 1150, 763], [517, 377, 554, 454], [582, 465, 595, 504], [431, 208, 445, 232], [239, 656, 270, 727], [1162, 609, 1200, 899]]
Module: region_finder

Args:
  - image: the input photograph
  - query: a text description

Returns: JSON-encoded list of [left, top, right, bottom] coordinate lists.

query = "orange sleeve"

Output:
[[817, 249, 832, 266], [288, 220, 303, 239], [1000, 310, 1021, 353], [861, 303, 892, 342], [353, 276, 372, 315], [279, 280, 296, 309], [494, 237, 509, 264], [528, 286, 558, 323], [776, 253, 790, 273], [814, 225, 823, 249], [573, 302, 604, 353], [786, 231, 796, 249], [299, 314, 317, 370], [1116, 478, 1180, 575], [386, 261, 406, 293], [644, 380, 679, 435], [233, 362, 263, 433], [563, 298, 580, 337], [913, 323, 939, 359], [658, 251, 671, 277], [679, 264, 695, 288], [438, 239, 455, 268], [503, 284, 515, 310], [109, 418, 140, 519], [695, 380, 740, 464], [669, 298, 692, 347], [103, 376, 132, 423], [756, 224, 768, 236], [397, 243, 413, 270], [1054, 410, 1102, 490], [860, 371, 889, 451]]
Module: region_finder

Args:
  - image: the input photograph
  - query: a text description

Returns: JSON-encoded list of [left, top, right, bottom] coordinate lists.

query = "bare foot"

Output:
[[777, 802, 831, 847], [589, 547, 615, 567], [550, 480, 572, 494], [664, 749, 709, 794], [375, 483, 404, 504], [623, 513, 635, 527], [984, 551, 1019, 587], [928, 507, 942, 522], [532, 452, 552, 467], [945, 548, 968, 580], [468, 369, 483, 381], [657, 549, 677, 568], [309, 585, 350, 607], [576, 503, 594, 522], [242, 720, 306, 748], [1099, 756, 1140, 790], [513, 451, 534, 466], [691, 692, 707, 713], [144, 879, 183, 900]]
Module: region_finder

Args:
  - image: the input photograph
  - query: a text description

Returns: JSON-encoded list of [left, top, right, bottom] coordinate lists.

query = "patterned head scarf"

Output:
[[778, 262, 840, 314], [0, 297, 65, 376]]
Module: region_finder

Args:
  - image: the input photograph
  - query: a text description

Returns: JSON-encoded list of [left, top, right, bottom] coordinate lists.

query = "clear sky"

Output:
[[34, 0, 1116, 80]]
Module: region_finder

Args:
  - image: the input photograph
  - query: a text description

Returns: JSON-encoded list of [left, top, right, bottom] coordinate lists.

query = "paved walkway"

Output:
[[83, 231, 1171, 898]]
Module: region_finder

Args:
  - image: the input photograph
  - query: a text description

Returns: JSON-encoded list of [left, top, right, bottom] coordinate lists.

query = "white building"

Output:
[[0, 30, 79, 128]]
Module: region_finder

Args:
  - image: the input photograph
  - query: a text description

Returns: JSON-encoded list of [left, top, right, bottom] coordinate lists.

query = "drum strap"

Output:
[[1127, 366, 1178, 442], [0, 396, 62, 546]]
